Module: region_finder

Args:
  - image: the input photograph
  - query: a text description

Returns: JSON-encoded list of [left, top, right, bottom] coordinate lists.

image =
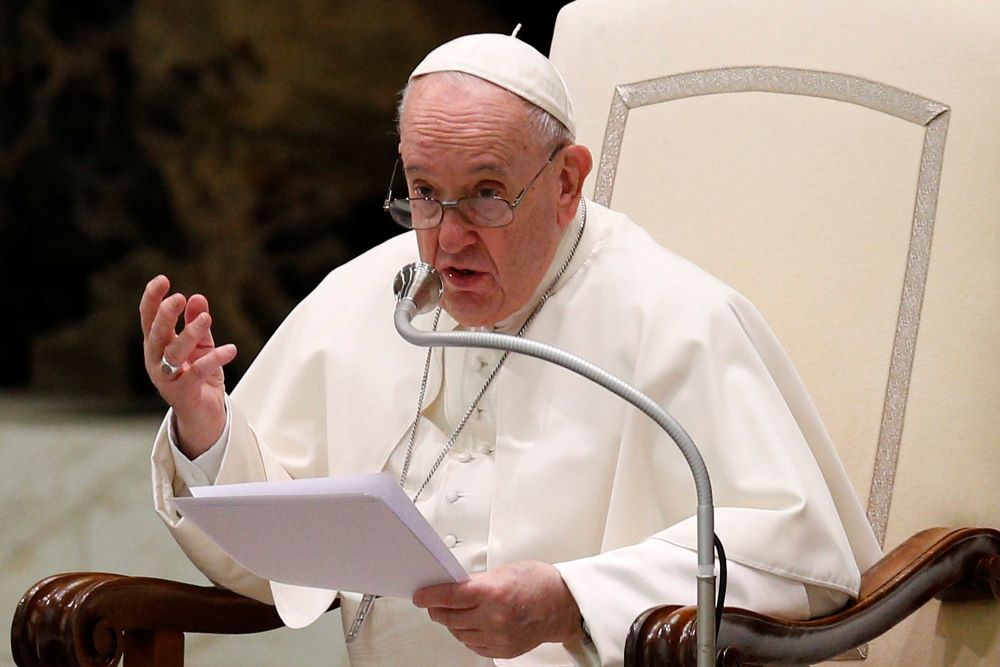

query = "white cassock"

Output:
[[152, 199, 881, 666]]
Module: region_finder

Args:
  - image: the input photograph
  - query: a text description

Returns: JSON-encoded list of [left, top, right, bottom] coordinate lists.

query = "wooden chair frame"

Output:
[[626, 527, 1000, 666], [11, 527, 997, 666]]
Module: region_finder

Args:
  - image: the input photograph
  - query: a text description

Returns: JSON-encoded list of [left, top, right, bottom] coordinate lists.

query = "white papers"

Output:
[[172, 472, 469, 598]]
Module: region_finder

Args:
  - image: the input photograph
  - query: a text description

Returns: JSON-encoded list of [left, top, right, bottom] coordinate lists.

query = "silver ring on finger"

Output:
[[160, 354, 182, 378]]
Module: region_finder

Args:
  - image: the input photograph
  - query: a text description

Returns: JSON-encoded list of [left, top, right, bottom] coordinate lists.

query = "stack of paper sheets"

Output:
[[172, 472, 469, 597]]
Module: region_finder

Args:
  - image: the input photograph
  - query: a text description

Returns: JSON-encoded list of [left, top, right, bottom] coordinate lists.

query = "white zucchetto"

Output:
[[408, 33, 576, 137]]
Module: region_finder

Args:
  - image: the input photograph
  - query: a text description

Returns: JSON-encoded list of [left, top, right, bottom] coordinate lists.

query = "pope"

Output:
[[140, 33, 880, 667]]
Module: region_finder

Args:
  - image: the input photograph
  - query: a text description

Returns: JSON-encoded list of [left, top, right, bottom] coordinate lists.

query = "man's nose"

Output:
[[437, 206, 478, 253]]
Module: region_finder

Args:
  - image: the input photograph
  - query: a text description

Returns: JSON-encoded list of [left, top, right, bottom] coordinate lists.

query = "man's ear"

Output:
[[556, 144, 593, 228]]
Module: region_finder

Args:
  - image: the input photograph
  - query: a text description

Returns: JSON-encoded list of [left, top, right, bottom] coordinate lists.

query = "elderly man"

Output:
[[141, 34, 880, 667]]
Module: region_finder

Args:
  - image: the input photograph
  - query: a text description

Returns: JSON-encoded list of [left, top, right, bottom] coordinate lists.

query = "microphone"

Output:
[[392, 262, 720, 666], [392, 261, 443, 318]]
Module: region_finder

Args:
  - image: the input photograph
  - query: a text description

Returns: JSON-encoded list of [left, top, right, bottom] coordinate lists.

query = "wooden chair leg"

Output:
[[123, 630, 184, 667]]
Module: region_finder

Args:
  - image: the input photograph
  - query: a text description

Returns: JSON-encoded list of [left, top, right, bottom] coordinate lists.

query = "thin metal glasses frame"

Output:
[[383, 144, 565, 230]]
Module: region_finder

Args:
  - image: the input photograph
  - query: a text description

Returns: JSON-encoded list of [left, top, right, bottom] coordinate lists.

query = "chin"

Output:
[[442, 293, 502, 328]]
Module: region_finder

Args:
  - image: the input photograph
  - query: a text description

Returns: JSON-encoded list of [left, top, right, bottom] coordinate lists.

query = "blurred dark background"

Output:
[[0, 0, 570, 401]]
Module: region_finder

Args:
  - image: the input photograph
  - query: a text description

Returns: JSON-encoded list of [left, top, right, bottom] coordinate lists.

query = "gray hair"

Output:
[[396, 71, 575, 151]]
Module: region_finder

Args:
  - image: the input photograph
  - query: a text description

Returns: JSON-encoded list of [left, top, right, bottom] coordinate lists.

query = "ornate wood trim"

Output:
[[11, 573, 338, 667], [625, 527, 1000, 666]]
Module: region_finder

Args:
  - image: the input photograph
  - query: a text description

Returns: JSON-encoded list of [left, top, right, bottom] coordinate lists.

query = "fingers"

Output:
[[139, 275, 171, 338], [427, 606, 469, 628], [413, 583, 478, 610], [140, 277, 234, 389], [163, 311, 213, 369], [417, 561, 580, 659], [445, 628, 489, 650], [163, 343, 237, 393], [185, 294, 211, 326], [146, 292, 187, 363], [185, 343, 238, 382], [436, 617, 516, 659], [185, 295, 217, 361]]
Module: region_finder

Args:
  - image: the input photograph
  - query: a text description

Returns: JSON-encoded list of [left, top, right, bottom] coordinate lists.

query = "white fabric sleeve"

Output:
[[554, 538, 820, 667], [166, 394, 232, 487], [152, 398, 278, 605]]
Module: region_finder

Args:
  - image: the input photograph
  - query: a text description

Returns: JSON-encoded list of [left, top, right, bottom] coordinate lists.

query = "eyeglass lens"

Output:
[[391, 197, 512, 229]]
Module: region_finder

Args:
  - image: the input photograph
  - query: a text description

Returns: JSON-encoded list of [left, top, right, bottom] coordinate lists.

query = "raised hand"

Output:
[[413, 560, 584, 659], [139, 275, 237, 458]]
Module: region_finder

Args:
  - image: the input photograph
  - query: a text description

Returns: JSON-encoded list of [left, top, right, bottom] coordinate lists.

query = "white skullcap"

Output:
[[409, 33, 576, 137]]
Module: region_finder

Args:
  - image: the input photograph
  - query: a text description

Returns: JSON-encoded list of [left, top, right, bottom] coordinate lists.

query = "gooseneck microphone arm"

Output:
[[393, 262, 718, 667]]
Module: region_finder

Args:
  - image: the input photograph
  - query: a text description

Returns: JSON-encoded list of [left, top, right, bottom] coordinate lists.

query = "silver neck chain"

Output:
[[399, 199, 588, 502], [347, 200, 588, 645]]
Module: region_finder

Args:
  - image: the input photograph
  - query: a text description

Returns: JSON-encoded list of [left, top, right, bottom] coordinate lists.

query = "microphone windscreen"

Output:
[[393, 262, 442, 315]]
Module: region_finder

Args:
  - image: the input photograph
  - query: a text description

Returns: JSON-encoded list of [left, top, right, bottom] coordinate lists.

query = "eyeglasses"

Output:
[[383, 145, 565, 230]]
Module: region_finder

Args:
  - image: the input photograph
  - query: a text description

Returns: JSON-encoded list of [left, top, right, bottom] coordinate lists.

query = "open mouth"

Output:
[[442, 266, 486, 288]]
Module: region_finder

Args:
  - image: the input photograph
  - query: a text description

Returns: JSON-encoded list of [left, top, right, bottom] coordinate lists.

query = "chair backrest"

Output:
[[550, 1, 1000, 663]]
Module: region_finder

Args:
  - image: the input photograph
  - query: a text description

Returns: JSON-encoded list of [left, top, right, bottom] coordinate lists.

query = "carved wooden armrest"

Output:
[[625, 526, 1000, 666], [11, 572, 339, 667]]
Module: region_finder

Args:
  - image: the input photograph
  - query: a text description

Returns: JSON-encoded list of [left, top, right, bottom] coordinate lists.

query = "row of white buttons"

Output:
[[453, 444, 496, 462], [437, 348, 497, 560], [443, 487, 464, 547]]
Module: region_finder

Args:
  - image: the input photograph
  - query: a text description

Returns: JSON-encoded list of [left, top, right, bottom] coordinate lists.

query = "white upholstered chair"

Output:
[[549, 0, 1000, 664]]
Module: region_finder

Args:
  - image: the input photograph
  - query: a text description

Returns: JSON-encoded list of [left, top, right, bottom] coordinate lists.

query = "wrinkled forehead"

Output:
[[399, 74, 538, 172]]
